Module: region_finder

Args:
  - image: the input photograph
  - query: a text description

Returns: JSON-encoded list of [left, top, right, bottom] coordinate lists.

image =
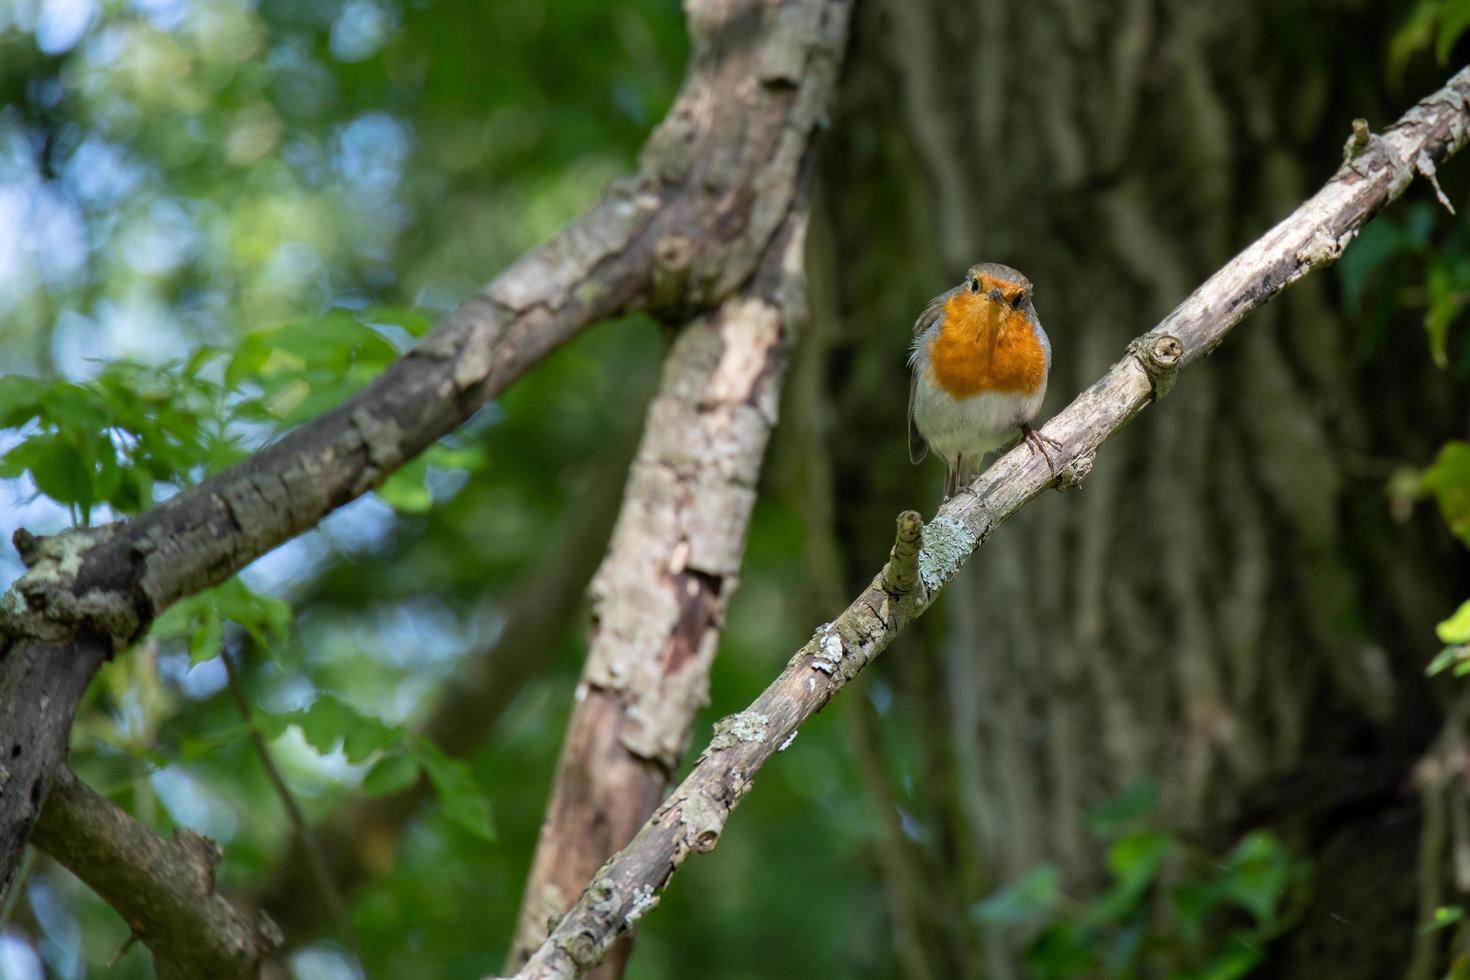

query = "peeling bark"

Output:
[[504, 68, 1470, 980], [503, 2, 853, 973], [507, 204, 819, 974]]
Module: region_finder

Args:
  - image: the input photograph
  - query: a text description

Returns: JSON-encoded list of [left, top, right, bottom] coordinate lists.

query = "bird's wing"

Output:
[[908, 369, 927, 464], [912, 289, 952, 337], [907, 289, 951, 466]]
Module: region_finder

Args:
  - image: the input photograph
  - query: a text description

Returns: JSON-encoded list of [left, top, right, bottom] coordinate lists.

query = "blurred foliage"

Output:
[[0, 1, 890, 978], [0, 0, 1465, 979], [973, 782, 1309, 980], [1334, 0, 1470, 679]]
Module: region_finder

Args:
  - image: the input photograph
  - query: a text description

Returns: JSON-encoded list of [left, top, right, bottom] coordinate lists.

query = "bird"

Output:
[[908, 262, 1060, 498]]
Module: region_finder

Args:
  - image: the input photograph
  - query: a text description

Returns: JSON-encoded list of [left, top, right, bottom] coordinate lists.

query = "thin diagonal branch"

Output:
[[30, 768, 281, 980], [0, 0, 855, 898], [505, 66, 1470, 980], [221, 649, 355, 957]]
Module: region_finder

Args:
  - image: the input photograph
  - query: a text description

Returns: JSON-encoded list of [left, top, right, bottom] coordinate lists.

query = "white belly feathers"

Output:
[[911, 364, 1046, 465]]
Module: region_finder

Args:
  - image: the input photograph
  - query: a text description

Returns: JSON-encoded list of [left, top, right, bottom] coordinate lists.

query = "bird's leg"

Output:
[[1020, 423, 1063, 472]]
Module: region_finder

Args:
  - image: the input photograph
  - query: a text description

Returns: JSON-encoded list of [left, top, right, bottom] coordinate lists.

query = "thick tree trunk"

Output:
[[818, 1, 1465, 976]]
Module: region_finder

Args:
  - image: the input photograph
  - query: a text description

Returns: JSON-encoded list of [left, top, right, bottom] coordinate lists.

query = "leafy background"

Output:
[[1, 0, 1469, 978]]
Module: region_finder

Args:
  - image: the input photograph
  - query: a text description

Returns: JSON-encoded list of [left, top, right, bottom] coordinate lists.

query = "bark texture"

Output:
[[0, 0, 855, 911], [505, 67, 1470, 980], [31, 768, 281, 980], [506, 0, 852, 973], [508, 198, 817, 975], [819, 3, 1470, 976]]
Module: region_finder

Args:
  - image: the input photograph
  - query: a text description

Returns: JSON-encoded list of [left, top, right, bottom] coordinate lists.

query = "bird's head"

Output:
[[961, 263, 1033, 310]]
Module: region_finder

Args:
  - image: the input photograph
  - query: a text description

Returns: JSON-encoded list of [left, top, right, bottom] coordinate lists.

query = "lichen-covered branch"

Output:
[[0, 0, 856, 901], [504, 66, 1470, 980], [30, 768, 280, 980]]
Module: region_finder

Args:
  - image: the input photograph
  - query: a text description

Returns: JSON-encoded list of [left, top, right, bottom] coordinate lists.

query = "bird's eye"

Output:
[[967, 276, 979, 293]]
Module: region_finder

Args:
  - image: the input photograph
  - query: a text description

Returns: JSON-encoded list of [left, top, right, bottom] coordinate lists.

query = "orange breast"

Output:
[[927, 292, 1045, 398]]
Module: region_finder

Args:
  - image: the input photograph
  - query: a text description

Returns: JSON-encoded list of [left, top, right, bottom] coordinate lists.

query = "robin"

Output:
[[908, 263, 1060, 498]]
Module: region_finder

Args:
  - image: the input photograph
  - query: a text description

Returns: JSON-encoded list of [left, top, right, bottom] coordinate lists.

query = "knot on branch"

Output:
[[1056, 449, 1096, 491], [649, 234, 696, 319], [1127, 333, 1183, 401], [1, 524, 138, 651], [881, 511, 924, 596]]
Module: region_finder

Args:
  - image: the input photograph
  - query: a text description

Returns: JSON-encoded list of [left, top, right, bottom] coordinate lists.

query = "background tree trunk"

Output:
[[815, 1, 1467, 976]]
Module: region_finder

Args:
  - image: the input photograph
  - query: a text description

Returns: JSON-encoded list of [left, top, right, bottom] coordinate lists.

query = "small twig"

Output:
[[221, 649, 359, 962], [881, 511, 924, 595], [105, 932, 140, 968]]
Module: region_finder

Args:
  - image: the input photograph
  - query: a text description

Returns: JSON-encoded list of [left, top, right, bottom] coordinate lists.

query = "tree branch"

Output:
[[508, 200, 819, 973], [0, 0, 855, 898], [504, 3, 850, 975], [30, 768, 281, 980], [504, 67, 1470, 980]]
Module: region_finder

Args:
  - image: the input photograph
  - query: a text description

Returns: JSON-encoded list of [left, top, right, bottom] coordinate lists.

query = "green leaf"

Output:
[[972, 865, 1061, 925], [17, 434, 96, 515], [376, 456, 434, 513], [1172, 882, 1224, 940], [1086, 831, 1173, 924], [1338, 218, 1406, 317], [41, 383, 109, 433], [1438, 0, 1470, 63], [1222, 831, 1293, 922], [1422, 904, 1465, 934], [1086, 778, 1158, 836], [1424, 442, 1470, 549], [0, 375, 45, 427], [415, 740, 496, 841], [1427, 645, 1470, 676], [212, 578, 292, 653], [1425, 259, 1467, 367], [189, 603, 224, 665], [179, 723, 253, 759], [1184, 942, 1264, 980], [1389, 1, 1440, 82], [362, 752, 421, 796], [424, 443, 487, 472], [1439, 599, 1470, 644], [360, 304, 433, 337], [294, 695, 401, 763]]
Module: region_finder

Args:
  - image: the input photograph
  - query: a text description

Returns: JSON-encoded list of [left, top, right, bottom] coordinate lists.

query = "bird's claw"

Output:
[[1021, 424, 1063, 473]]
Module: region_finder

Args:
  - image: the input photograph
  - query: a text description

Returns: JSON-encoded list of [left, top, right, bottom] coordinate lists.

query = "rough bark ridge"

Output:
[[505, 1, 851, 973], [0, 0, 854, 914], [504, 66, 1470, 980], [821, 3, 1468, 976], [31, 768, 281, 979], [508, 208, 818, 974]]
